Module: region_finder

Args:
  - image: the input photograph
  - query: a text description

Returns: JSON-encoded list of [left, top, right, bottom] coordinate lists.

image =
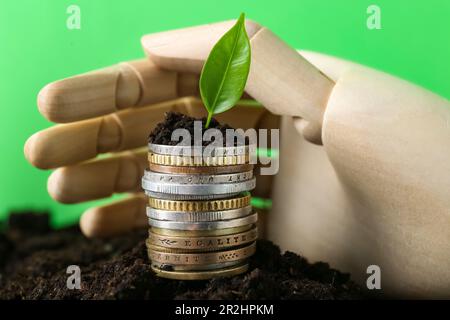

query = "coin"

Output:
[[147, 205, 252, 222], [151, 259, 247, 271], [150, 224, 254, 237], [148, 212, 257, 230], [144, 140, 258, 280], [148, 241, 256, 265], [149, 163, 254, 175], [146, 242, 225, 253], [151, 263, 249, 280], [147, 226, 257, 250], [148, 193, 251, 211], [143, 169, 254, 184], [145, 191, 239, 200], [148, 153, 249, 166], [142, 178, 256, 196], [148, 143, 256, 157]]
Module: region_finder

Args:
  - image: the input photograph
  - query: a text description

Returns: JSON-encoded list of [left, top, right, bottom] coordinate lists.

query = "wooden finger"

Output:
[[48, 149, 147, 204], [25, 99, 176, 169], [143, 21, 335, 144], [38, 59, 199, 123], [141, 20, 262, 73], [246, 28, 334, 138], [80, 193, 147, 238], [24, 98, 268, 169]]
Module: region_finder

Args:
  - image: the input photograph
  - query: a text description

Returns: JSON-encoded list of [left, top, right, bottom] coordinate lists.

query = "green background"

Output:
[[1, 0, 449, 227]]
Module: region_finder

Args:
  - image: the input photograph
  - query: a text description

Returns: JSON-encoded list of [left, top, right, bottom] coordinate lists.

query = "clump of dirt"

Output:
[[148, 112, 248, 146], [0, 213, 366, 300]]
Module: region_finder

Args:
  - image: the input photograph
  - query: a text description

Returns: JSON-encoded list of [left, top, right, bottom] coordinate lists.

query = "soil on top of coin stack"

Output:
[[0, 212, 368, 299], [148, 112, 248, 146]]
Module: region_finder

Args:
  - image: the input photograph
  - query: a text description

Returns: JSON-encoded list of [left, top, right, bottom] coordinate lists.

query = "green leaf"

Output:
[[199, 13, 251, 128]]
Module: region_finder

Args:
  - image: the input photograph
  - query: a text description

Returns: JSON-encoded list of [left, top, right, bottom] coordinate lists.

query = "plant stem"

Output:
[[205, 112, 213, 129]]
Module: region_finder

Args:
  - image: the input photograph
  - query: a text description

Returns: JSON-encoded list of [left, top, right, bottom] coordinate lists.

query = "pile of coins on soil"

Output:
[[142, 142, 258, 280]]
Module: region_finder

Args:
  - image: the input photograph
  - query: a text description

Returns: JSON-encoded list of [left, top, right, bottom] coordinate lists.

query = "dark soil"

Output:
[[148, 112, 248, 146], [0, 212, 367, 300]]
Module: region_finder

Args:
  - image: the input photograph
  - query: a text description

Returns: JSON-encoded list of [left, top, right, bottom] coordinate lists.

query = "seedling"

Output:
[[199, 13, 251, 128]]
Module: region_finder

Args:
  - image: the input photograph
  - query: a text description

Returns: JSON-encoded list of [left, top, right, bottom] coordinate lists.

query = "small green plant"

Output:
[[199, 13, 251, 128]]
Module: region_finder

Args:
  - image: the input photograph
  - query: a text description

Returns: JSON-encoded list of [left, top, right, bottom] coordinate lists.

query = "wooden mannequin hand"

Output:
[[24, 19, 450, 296]]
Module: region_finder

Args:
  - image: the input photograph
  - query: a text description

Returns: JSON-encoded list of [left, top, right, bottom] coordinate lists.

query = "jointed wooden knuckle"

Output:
[[96, 100, 178, 154], [293, 117, 323, 145], [96, 111, 145, 153], [114, 102, 178, 151], [97, 115, 123, 153], [123, 60, 178, 106], [116, 152, 148, 192], [116, 63, 142, 109]]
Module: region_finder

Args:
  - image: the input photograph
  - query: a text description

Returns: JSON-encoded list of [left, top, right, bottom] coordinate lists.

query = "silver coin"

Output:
[[144, 191, 240, 200], [146, 205, 253, 222], [148, 212, 258, 230], [148, 143, 257, 157], [152, 259, 247, 271], [143, 169, 254, 185], [142, 177, 256, 195]]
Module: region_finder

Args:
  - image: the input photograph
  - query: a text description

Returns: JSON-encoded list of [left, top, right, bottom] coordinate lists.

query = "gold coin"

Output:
[[151, 263, 249, 280], [151, 259, 246, 271], [146, 240, 220, 253], [148, 193, 251, 212], [147, 226, 258, 250], [150, 224, 253, 237], [149, 163, 254, 175], [148, 153, 249, 166], [146, 240, 252, 253], [148, 241, 256, 265]]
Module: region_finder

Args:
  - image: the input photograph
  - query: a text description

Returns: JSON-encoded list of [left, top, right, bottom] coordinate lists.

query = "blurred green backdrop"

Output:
[[0, 0, 449, 227]]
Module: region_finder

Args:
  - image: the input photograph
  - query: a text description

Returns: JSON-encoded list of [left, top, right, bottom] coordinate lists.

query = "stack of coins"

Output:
[[142, 143, 258, 280]]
